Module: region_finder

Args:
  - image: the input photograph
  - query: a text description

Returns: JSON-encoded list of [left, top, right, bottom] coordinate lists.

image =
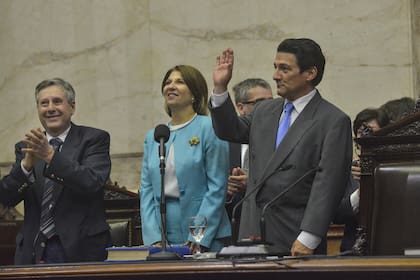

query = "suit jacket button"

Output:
[[50, 174, 55, 178], [40, 242, 46, 248]]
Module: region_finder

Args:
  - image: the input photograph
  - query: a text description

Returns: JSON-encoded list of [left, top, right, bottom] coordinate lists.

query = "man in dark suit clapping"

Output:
[[0, 78, 111, 264]]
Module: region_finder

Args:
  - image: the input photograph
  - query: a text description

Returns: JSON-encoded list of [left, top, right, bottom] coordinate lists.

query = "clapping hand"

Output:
[[227, 167, 248, 197], [21, 128, 56, 166]]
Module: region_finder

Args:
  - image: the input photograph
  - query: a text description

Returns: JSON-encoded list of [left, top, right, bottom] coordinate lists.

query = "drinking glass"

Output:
[[188, 215, 207, 254]]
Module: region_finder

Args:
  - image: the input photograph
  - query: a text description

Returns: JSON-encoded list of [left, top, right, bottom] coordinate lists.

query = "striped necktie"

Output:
[[40, 138, 62, 239]]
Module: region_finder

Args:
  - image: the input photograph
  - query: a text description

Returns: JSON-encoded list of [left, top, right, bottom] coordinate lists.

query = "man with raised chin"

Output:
[[209, 39, 352, 256]]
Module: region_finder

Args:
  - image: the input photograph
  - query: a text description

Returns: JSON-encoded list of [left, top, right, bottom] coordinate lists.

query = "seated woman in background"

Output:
[[140, 65, 231, 253], [334, 107, 389, 253]]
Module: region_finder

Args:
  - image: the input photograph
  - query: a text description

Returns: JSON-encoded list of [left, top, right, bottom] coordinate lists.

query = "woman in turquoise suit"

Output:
[[140, 65, 231, 252]]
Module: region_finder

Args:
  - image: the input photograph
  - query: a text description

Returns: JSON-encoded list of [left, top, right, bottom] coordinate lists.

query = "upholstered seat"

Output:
[[371, 162, 420, 255], [104, 182, 142, 246], [109, 221, 129, 246]]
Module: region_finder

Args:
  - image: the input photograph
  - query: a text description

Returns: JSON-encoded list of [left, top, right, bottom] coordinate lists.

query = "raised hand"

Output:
[[213, 48, 234, 94]]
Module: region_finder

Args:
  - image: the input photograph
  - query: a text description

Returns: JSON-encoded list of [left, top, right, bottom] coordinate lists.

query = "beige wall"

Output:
[[0, 0, 418, 192]]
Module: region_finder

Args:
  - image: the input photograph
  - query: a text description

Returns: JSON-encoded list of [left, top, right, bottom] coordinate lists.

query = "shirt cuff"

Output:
[[297, 231, 321, 250], [210, 90, 229, 107], [20, 161, 35, 182], [350, 188, 360, 213]]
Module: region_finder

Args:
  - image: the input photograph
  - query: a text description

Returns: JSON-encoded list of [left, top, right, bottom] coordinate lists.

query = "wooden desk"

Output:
[[0, 221, 22, 265], [1, 257, 420, 280], [327, 224, 344, 255]]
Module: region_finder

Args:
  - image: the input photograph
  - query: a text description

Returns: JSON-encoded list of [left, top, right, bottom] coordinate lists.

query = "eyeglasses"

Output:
[[356, 122, 378, 137], [241, 97, 273, 105]]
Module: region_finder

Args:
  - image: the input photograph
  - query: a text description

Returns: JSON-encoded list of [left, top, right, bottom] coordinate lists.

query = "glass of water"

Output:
[[188, 215, 207, 254]]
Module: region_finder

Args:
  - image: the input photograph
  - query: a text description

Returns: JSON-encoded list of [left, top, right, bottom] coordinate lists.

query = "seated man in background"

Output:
[[0, 78, 112, 264]]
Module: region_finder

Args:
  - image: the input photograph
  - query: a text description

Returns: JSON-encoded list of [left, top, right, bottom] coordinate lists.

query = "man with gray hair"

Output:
[[0, 78, 111, 264], [232, 78, 273, 117]]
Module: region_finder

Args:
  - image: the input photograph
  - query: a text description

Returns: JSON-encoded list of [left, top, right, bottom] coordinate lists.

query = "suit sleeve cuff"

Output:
[[297, 231, 321, 250]]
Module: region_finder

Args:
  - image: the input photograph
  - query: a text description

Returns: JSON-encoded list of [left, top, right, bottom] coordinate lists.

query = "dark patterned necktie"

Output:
[[40, 138, 62, 239]]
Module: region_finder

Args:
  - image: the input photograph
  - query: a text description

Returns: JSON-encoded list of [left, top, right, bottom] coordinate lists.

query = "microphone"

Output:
[[148, 124, 180, 260], [259, 166, 322, 245], [154, 124, 170, 170], [230, 164, 294, 246]]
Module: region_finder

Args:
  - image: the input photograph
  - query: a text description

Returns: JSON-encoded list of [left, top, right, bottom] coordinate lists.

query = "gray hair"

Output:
[[232, 78, 271, 104], [34, 78, 76, 104]]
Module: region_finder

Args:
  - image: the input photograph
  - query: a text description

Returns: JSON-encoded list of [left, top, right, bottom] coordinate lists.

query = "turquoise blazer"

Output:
[[140, 115, 231, 249]]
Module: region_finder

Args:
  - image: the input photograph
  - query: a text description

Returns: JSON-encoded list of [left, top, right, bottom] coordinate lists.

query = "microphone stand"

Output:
[[147, 141, 181, 261], [230, 164, 294, 245], [260, 167, 320, 244], [217, 165, 294, 258], [217, 166, 320, 258]]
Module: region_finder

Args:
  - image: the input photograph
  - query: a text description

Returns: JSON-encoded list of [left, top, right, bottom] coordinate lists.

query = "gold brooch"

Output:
[[189, 136, 200, 146]]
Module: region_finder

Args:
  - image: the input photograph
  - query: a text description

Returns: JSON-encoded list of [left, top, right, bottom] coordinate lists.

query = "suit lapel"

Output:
[[251, 98, 283, 183], [257, 92, 322, 183], [34, 124, 81, 208], [51, 124, 81, 203], [59, 124, 81, 160], [34, 162, 46, 205], [249, 98, 283, 162], [267, 99, 283, 150]]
